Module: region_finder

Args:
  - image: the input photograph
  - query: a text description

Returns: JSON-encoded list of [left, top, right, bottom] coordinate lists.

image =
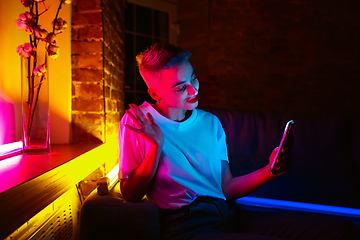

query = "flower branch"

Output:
[[16, 0, 70, 143]]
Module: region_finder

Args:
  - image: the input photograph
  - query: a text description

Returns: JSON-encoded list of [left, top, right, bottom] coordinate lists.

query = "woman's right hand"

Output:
[[125, 104, 164, 147]]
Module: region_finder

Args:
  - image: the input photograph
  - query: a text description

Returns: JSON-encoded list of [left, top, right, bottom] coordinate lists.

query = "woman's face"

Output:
[[153, 61, 199, 111]]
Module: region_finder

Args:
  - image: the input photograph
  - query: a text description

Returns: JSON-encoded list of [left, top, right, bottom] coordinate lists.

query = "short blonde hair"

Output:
[[136, 43, 191, 87]]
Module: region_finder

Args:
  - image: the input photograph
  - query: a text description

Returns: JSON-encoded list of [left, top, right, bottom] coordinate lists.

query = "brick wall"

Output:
[[71, 0, 125, 143], [178, 0, 360, 114], [102, 0, 125, 142]]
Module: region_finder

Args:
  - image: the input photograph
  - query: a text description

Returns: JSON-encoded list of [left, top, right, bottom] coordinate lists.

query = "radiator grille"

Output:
[[29, 203, 73, 240]]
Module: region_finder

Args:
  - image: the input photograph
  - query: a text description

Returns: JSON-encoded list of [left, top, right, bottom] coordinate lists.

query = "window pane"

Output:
[[125, 33, 134, 90], [136, 71, 148, 91], [125, 3, 134, 32], [124, 4, 171, 111], [154, 38, 168, 44], [136, 35, 152, 56], [136, 92, 154, 106], [136, 5, 152, 35], [135, 36, 152, 91], [125, 92, 135, 108], [154, 10, 169, 39]]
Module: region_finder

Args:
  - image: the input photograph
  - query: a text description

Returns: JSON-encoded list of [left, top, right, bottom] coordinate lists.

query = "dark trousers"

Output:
[[160, 197, 360, 240]]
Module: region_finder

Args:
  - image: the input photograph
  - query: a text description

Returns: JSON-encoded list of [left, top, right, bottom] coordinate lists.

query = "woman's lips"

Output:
[[187, 95, 198, 103]]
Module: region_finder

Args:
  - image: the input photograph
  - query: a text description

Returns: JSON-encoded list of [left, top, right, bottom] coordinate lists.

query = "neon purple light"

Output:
[[236, 196, 360, 218]]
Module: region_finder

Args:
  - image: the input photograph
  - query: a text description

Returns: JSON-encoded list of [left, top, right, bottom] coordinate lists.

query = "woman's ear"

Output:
[[148, 88, 161, 102]]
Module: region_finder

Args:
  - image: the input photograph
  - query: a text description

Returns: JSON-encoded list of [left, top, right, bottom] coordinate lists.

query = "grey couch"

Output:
[[79, 108, 360, 240]]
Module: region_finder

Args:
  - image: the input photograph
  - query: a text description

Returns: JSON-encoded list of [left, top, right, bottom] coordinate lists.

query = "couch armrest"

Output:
[[79, 182, 161, 240]]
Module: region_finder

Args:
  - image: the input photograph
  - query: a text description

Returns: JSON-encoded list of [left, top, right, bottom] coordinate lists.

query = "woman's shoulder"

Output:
[[195, 108, 221, 123], [120, 101, 159, 127]]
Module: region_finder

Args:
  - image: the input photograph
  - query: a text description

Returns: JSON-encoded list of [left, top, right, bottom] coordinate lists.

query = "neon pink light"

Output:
[[0, 97, 16, 145], [0, 97, 22, 160], [0, 154, 22, 172], [0, 141, 22, 160]]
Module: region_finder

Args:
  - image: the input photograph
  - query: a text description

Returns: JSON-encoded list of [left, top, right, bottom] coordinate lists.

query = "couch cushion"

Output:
[[276, 112, 357, 201], [201, 107, 282, 171], [80, 183, 161, 240], [351, 113, 360, 193], [203, 107, 357, 202]]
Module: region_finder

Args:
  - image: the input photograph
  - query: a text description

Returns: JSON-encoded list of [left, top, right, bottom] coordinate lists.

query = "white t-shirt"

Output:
[[118, 101, 229, 210]]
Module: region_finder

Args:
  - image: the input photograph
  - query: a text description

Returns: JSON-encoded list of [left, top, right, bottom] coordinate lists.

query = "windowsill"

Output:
[[0, 144, 102, 194], [0, 143, 119, 239]]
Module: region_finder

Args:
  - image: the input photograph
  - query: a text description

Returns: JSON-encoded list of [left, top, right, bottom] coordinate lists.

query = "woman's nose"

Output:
[[187, 84, 197, 95]]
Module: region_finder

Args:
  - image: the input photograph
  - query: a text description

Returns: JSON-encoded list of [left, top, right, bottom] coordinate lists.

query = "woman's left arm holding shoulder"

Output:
[[221, 147, 278, 200]]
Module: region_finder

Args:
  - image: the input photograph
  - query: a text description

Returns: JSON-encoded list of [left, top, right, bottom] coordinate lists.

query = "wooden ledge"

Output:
[[0, 143, 119, 239]]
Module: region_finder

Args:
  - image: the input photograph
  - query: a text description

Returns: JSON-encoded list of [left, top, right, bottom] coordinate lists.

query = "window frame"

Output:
[[124, 0, 178, 106]]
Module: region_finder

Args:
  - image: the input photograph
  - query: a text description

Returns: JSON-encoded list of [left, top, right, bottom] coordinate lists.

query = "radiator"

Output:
[[28, 202, 73, 240]]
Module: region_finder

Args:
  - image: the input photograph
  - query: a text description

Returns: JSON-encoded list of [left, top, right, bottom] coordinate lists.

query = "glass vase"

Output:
[[21, 53, 50, 154]]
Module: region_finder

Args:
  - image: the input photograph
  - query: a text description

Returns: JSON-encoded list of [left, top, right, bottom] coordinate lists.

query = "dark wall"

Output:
[[178, 0, 360, 114]]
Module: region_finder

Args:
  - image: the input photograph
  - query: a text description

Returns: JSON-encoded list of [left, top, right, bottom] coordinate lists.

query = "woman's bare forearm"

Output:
[[120, 143, 162, 202], [223, 165, 276, 200]]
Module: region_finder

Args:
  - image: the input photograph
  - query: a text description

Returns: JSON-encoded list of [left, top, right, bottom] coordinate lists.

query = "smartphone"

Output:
[[270, 120, 296, 174]]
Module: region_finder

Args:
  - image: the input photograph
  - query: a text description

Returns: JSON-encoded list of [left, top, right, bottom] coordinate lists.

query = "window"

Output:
[[124, 0, 177, 106]]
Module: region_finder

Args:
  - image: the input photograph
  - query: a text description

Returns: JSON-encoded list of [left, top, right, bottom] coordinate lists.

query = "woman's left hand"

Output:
[[267, 147, 279, 174], [125, 104, 164, 148], [268, 143, 293, 175]]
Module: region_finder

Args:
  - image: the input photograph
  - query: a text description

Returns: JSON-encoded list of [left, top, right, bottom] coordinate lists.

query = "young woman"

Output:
[[118, 43, 360, 240]]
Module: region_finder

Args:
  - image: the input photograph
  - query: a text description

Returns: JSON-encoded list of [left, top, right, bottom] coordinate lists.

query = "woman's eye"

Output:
[[191, 77, 197, 83], [175, 85, 186, 92]]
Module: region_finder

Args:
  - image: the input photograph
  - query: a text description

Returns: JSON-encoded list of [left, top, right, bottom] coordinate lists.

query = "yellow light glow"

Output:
[[106, 163, 119, 189]]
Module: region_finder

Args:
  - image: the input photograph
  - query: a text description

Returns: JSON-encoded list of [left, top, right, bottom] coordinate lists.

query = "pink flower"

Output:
[[16, 43, 36, 58], [15, 20, 27, 30], [16, 12, 36, 34], [19, 13, 27, 21], [44, 32, 56, 43], [46, 44, 60, 59], [33, 64, 47, 77], [16, 45, 23, 55], [22, 51, 31, 58], [34, 28, 48, 39], [25, 26, 35, 34], [21, 0, 34, 7], [53, 18, 67, 32], [22, 43, 32, 52], [20, 12, 34, 21]]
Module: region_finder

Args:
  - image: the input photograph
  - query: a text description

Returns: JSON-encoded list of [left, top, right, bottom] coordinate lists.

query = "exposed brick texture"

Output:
[[72, 12, 102, 25], [78, 26, 104, 40], [178, 0, 360, 114], [102, 0, 125, 140], [70, 0, 125, 144], [73, 54, 103, 69], [72, 69, 103, 82], [72, 82, 103, 99], [71, 41, 102, 54], [76, 0, 101, 12]]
